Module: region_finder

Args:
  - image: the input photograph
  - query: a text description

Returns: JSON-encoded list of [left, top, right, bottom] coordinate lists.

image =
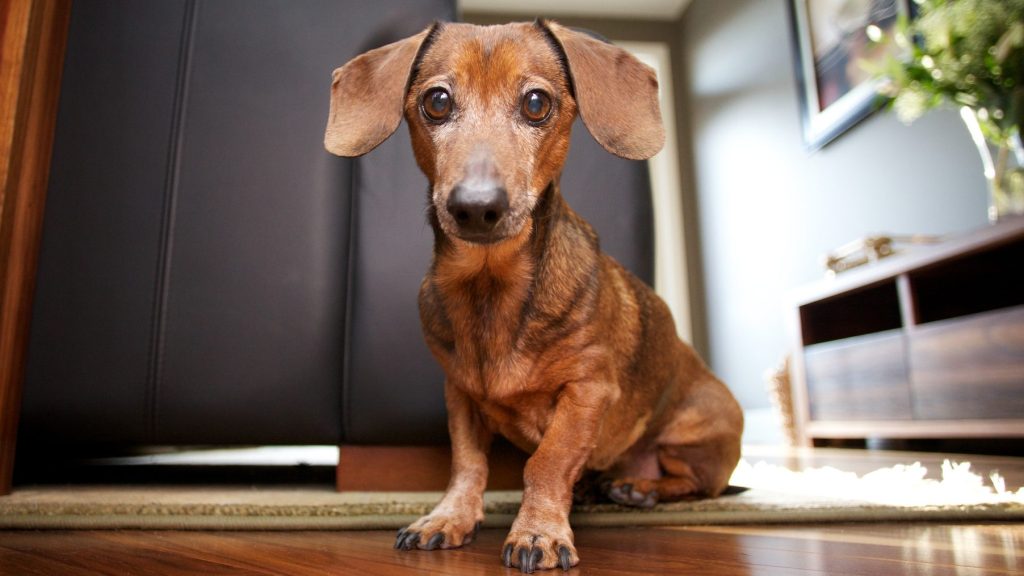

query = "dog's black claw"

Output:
[[558, 546, 572, 571], [641, 490, 659, 508], [519, 547, 531, 573], [528, 547, 543, 573], [502, 543, 514, 567], [399, 531, 421, 551], [395, 529, 416, 550], [607, 483, 628, 505], [425, 532, 444, 550]]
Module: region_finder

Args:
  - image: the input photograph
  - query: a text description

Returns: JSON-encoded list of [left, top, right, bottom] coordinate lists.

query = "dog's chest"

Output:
[[477, 394, 554, 451], [442, 291, 535, 399], [442, 313, 556, 447], [429, 250, 534, 377], [444, 309, 581, 450]]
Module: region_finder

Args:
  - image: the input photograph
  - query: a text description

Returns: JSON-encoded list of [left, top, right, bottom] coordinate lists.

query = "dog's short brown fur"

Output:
[[325, 20, 743, 572]]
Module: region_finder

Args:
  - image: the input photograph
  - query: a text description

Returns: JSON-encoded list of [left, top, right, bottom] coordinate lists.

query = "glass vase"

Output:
[[960, 107, 1024, 223]]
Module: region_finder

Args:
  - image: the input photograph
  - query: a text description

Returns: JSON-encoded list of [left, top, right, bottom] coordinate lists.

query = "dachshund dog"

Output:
[[324, 20, 743, 573]]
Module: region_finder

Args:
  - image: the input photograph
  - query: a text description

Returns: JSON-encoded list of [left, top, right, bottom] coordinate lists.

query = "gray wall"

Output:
[[682, 0, 988, 425]]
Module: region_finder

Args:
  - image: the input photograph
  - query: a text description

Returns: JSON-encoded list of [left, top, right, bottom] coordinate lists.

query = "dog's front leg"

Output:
[[395, 380, 492, 551], [503, 381, 614, 572]]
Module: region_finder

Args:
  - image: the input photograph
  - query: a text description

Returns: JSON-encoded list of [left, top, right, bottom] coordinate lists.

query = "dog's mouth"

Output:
[[443, 212, 526, 246], [437, 204, 535, 247], [452, 228, 507, 245]]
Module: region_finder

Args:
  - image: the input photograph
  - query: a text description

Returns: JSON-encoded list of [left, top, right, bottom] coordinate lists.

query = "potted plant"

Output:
[[871, 0, 1024, 222]]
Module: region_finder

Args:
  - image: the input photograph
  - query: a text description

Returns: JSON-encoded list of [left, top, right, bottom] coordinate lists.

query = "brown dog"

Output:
[[324, 20, 743, 573]]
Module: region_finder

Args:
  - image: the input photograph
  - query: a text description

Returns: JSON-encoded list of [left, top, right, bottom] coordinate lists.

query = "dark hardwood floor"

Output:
[[1, 524, 1021, 575]]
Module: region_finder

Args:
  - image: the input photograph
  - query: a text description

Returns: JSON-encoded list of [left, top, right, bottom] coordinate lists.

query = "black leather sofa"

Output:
[[17, 0, 654, 456]]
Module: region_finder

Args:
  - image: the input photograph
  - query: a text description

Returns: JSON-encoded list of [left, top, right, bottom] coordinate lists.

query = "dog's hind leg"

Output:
[[604, 377, 743, 507], [603, 440, 739, 506]]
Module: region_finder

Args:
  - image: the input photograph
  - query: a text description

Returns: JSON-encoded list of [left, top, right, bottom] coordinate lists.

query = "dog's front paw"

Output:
[[394, 514, 482, 551], [501, 524, 578, 573]]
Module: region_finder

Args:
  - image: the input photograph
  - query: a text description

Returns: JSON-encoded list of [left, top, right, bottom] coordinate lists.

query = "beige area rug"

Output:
[[2, 459, 1022, 530]]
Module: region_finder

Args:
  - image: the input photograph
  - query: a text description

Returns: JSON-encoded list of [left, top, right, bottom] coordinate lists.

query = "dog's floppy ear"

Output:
[[325, 24, 436, 157], [539, 20, 665, 160]]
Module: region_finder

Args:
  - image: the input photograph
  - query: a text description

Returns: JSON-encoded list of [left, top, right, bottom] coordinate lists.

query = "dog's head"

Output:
[[325, 21, 664, 245]]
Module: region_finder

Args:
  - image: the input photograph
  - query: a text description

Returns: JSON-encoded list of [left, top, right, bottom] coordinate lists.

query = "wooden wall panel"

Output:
[[337, 443, 528, 492]]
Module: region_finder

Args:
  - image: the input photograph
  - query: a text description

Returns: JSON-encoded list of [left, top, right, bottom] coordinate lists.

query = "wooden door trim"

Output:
[[0, 0, 72, 495]]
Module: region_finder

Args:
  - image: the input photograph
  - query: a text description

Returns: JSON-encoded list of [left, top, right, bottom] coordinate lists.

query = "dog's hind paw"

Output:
[[603, 479, 659, 508]]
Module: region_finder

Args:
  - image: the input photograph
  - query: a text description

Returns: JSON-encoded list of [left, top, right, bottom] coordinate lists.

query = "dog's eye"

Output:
[[522, 90, 552, 124], [422, 88, 452, 122]]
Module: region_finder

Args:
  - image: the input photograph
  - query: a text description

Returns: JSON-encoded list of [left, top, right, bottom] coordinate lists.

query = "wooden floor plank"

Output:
[[2, 524, 1022, 575], [0, 547, 108, 576], [680, 525, 1024, 575]]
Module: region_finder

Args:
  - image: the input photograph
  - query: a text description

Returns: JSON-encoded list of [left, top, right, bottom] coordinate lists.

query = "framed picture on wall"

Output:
[[788, 0, 911, 151]]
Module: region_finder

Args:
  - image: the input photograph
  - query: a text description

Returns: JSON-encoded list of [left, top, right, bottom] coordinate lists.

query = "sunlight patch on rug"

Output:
[[730, 459, 1024, 507]]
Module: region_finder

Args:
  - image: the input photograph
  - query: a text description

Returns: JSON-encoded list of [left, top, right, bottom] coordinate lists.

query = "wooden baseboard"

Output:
[[337, 443, 528, 492]]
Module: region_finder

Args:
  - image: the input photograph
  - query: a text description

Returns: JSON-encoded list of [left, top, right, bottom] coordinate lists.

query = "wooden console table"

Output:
[[790, 218, 1024, 446]]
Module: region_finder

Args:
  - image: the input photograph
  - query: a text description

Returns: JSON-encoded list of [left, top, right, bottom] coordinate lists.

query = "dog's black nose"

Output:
[[446, 183, 509, 241]]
